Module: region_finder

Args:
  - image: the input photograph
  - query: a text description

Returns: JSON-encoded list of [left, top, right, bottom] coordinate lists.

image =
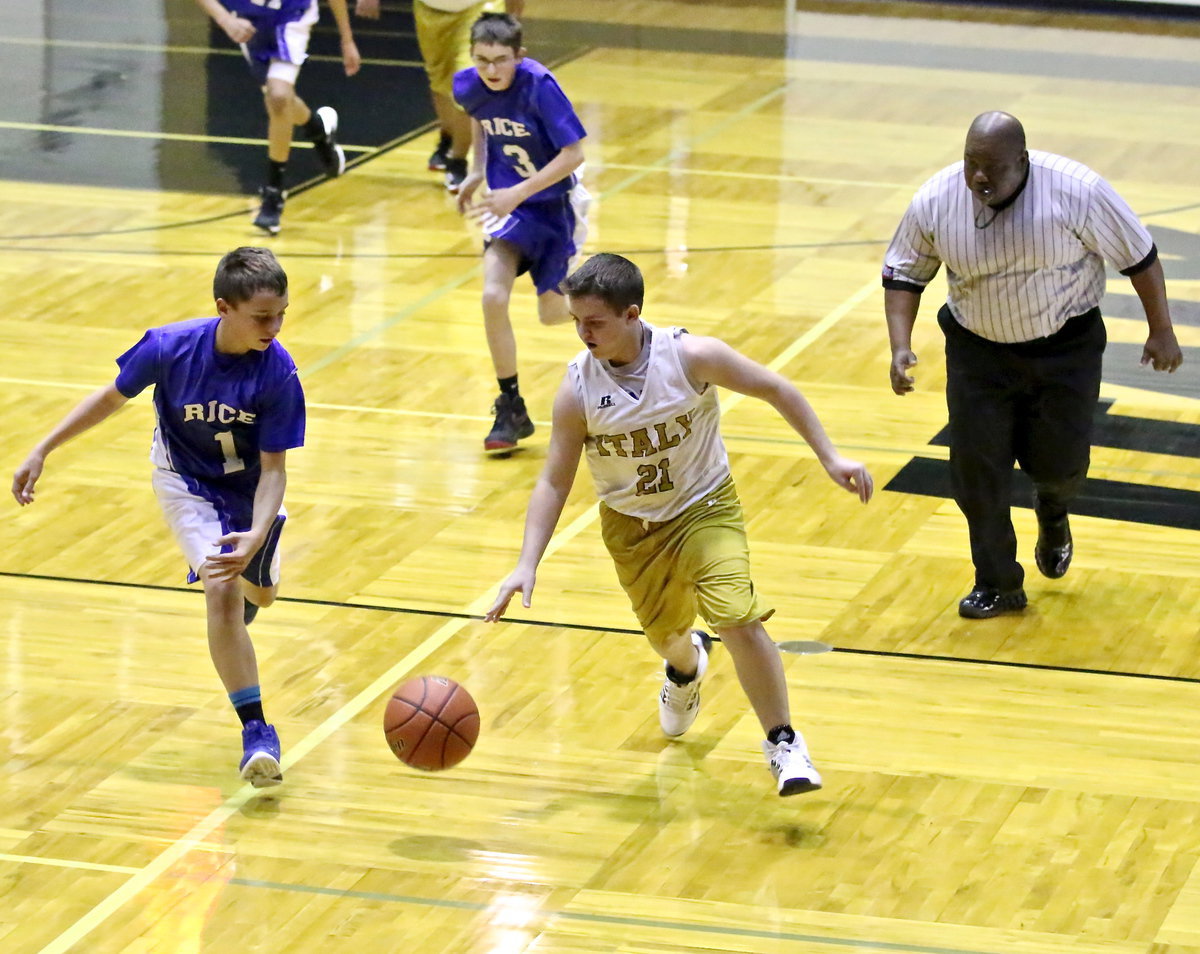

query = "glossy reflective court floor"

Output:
[[3, 1, 1200, 952]]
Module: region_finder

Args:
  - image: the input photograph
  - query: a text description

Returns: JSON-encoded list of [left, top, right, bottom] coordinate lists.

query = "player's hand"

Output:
[[220, 14, 255, 45], [1141, 330, 1183, 372], [823, 455, 874, 503], [355, 0, 381, 19], [455, 173, 485, 214], [474, 185, 523, 220], [11, 453, 45, 505], [204, 531, 264, 581], [341, 39, 362, 77], [484, 567, 536, 622], [890, 349, 917, 394]]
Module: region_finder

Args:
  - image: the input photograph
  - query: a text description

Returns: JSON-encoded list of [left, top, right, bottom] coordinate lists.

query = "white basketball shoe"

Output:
[[762, 733, 823, 797], [658, 630, 712, 737]]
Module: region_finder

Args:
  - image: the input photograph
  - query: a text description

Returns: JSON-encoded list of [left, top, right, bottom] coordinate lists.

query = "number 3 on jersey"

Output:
[[502, 145, 538, 179], [635, 459, 674, 496]]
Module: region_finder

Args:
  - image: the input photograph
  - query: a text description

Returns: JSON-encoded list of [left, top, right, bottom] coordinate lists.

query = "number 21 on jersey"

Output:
[[635, 459, 674, 496]]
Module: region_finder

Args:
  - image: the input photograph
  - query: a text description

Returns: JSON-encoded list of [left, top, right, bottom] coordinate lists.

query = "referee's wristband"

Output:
[[882, 278, 926, 294]]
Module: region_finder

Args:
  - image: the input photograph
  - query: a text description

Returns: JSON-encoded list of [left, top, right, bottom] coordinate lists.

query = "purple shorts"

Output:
[[484, 182, 590, 295]]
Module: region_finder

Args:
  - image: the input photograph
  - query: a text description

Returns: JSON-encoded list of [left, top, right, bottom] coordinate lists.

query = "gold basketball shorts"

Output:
[[599, 477, 774, 651], [414, 1, 484, 96]]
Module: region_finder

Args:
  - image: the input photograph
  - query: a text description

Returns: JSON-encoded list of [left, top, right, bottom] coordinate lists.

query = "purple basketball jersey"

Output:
[[115, 317, 305, 488], [453, 58, 586, 202]]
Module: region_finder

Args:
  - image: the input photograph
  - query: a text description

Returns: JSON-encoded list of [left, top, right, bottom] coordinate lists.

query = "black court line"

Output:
[[0, 569, 636, 636], [4, 569, 1199, 686]]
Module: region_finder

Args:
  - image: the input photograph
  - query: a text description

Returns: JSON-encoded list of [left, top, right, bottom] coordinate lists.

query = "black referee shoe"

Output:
[[1035, 515, 1073, 579], [958, 586, 1027, 619]]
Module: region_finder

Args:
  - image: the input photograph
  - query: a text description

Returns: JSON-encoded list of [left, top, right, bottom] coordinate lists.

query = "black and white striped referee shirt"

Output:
[[882, 150, 1157, 344]]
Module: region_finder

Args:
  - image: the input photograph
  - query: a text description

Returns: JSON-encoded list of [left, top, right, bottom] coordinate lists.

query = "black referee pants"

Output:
[[939, 305, 1106, 592]]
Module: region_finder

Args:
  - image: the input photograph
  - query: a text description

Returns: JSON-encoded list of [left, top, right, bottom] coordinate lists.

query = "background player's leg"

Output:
[[436, 92, 471, 190], [481, 241, 534, 452], [536, 289, 572, 326], [434, 92, 471, 159], [254, 77, 304, 234], [482, 241, 521, 379], [264, 78, 307, 163]]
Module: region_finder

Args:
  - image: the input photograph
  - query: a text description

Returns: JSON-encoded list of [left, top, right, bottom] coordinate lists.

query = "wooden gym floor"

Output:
[[2, 1, 1200, 951]]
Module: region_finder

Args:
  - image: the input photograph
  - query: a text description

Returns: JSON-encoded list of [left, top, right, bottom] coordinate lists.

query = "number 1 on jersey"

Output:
[[214, 431, 245, 475]]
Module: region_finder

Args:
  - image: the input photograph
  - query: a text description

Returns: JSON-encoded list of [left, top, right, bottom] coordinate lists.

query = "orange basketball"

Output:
[[383, 675, 479, 771]]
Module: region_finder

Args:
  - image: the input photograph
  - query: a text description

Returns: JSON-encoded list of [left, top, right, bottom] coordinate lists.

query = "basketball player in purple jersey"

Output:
[[453, 12, 589, 454], [193, 0, 362, 234], [12, 248, 306, 789]]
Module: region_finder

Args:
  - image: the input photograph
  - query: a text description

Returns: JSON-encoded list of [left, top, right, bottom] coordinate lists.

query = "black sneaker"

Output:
[[428, 132, 451, 171], [958, 586, 1027, 619], [484, 392, 534, 454], [1035, 515, 1072, 579], [311, 106, 345, 178], [444, 157, 469, 193], [253, 186, 286, 235]]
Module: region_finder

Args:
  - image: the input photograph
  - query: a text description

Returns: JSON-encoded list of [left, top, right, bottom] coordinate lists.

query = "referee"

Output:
[[882, 111, 1183, 619]]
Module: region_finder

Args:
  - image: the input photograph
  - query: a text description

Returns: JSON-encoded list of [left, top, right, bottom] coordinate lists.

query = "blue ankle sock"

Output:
[[230, 686, 265, 726]]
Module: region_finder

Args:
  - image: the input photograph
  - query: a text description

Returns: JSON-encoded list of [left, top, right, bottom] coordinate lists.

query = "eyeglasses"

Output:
[[472, 54, 515, 68]]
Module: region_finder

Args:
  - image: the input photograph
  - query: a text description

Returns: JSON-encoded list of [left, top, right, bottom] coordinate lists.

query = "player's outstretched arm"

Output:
[[192, 0, 255, 44], [680, 334, 874, 503], [206, 451, 288, 581], [12, 383, 130, 505], [484, 376, 587, 621]]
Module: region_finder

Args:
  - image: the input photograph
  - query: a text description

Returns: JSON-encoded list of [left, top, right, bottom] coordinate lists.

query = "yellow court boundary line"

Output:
[[0, 35, 422, 69], [0, 853, 140, 875], [0, 120, 377, 153]]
